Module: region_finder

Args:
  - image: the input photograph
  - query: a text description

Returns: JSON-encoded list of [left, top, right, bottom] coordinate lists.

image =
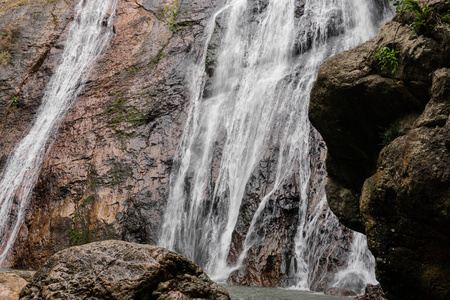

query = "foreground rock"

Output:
[[310, 0, 450, 299], [0, 270, 35, 300], [19, 240, 230, 300], [354, 284, 387, 300]]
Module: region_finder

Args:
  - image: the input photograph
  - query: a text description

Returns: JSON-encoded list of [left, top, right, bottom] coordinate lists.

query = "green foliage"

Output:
[[124, 65, 141, 73], [163, 1, 181, 32], [10, 95, 19, 107], [103, 93, 148, 149], [0, 50, 11, 66], [375, 46, 400, 74], [110, 162, 132, 187], [389, 0, 431, 33], [441, 10, 450, 23], [380, 123, 402, 146], [0, 26, 18, 67]]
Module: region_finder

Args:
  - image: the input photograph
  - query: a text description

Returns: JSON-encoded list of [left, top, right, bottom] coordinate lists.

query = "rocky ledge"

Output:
[[19, 240, 230, 300], [309, 0, 449, 299], [0, 270, 35, 300]]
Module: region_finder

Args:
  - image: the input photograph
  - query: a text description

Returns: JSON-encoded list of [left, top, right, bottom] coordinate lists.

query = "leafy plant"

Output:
[[440, 10, 450, 23], [163, 1, 181, 32], [11, 95, 19, 107], [375, 46, 400, 74], [389, 0, 431, 33]]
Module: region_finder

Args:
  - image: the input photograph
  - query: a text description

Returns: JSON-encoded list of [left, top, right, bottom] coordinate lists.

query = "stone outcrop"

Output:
[[19, 240, 230, 299], [309, 0, 450, 299], [0, 270, 35, 300], [0, 0, 221, 267]]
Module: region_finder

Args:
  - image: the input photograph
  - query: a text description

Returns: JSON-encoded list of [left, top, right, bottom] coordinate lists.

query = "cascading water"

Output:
[[159, 0, 392, 294], [0, 0, 118, 266]]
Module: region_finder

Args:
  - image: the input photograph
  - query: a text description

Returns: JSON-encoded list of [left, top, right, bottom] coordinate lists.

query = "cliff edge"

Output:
[[309, 0, 450, 299]]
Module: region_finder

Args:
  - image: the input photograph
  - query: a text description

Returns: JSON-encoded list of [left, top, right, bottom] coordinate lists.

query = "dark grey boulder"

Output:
[[19, 240, 230, 300]]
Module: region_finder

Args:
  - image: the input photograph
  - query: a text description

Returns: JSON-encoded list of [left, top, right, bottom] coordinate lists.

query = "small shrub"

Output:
[[375, 46, 400, 74], [163, 1, 181, 32], [11, 96, 19, 108], [389, 0, 431, 34]]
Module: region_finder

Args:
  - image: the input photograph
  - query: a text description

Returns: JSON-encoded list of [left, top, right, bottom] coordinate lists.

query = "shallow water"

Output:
[[224, 285, 351, 300]]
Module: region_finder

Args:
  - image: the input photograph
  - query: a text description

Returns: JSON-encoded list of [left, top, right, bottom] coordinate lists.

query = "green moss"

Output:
[[171, 20, 197, 32], [103, 93, 149, 149], [0, 25, 18, 67], [440, 10, 450, 23], [124, 65, 141, 73], [0, 50, 11, 66], [110, 162, 132, 187], [81, 195, 94, 207], [68, 196, 95, 246]]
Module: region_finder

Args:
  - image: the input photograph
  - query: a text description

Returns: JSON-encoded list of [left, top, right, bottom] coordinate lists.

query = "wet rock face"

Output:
[[0, 0, 361, 295], [19, 240, 230, 300], [227, 128, 355, 294], [0, 0, 77, 164], [354, 284, 387, 300], [2, 0, 221, 268], [309, 0, 450, 299]]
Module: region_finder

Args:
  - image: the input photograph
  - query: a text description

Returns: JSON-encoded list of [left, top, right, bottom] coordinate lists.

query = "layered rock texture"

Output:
[[19, 240, 230, 300], [0, 0, 221, 267], [310, 0, 450, 299], [0, 0, 360, 294]]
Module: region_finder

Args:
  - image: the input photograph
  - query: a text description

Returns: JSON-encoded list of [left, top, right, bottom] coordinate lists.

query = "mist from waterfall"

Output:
[[0, 0, 118, 266], [158, 0, 392, 294]]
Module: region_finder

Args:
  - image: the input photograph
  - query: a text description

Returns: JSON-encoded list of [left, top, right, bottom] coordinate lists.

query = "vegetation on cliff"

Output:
[[309, 0, 450, 299]]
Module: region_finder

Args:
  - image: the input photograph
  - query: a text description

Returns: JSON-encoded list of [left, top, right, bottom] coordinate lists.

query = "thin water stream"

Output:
[[0, 0, 118, 266]]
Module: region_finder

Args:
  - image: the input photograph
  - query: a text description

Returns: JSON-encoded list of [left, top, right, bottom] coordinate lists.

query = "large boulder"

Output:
[[309, 0, 450, 299], [19, 240, 230, 300]]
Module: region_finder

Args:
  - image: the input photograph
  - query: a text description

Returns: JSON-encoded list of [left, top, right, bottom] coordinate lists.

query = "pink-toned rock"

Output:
[[0, 271, 35, 300]]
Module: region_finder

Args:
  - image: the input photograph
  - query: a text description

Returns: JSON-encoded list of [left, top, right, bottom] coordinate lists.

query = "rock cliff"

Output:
[[1, 0, 221, 267], [309, 0, 450, 299], [0, 0, 364, 294]]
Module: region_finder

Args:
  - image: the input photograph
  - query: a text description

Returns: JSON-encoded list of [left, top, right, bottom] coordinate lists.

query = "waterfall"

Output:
[[158, 0, 391, 289], [160, 0, 393, 294], [0, 0, 118, 266]]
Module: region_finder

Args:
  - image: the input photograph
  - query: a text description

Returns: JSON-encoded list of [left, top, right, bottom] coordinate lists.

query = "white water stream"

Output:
[[160, 0, 392, 294], [0, 0, 118, 266]]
